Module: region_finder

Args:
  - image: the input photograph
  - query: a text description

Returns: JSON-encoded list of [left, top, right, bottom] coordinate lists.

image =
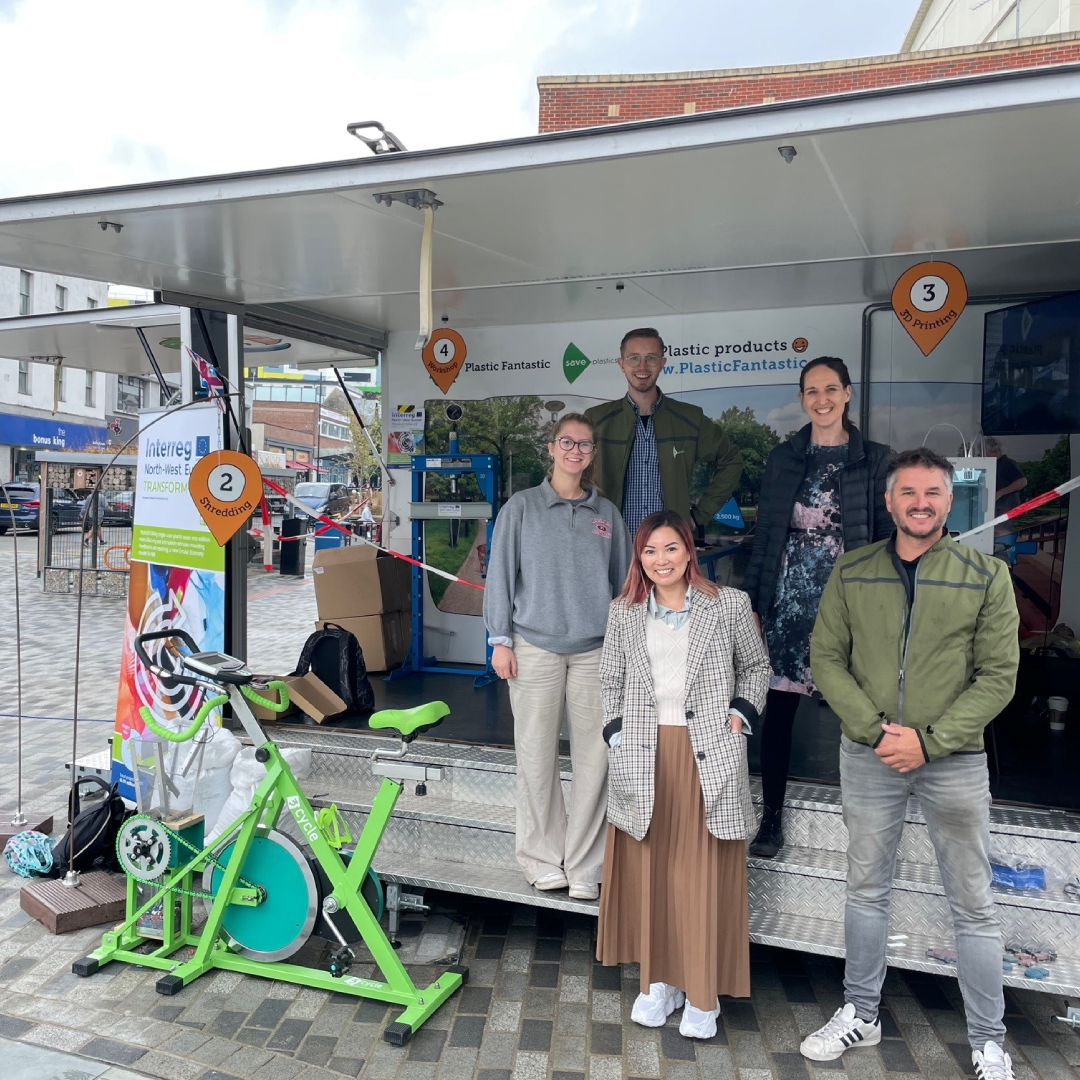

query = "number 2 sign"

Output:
[[891, 261, 968, 356], [189, 450, 264, 546], [422, 328, 467, 393]]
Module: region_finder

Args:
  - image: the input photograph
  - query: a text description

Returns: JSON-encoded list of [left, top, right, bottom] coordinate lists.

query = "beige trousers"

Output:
[[508, 634, 609, 886]]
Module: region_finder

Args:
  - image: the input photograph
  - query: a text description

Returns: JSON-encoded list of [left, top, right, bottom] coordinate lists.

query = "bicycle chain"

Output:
[[118, 814, 262, 902]]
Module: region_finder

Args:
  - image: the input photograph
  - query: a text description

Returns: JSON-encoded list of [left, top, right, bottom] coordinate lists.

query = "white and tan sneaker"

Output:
[[973, 1041, 1015, 1080], [800, 1003, 881, 1061]]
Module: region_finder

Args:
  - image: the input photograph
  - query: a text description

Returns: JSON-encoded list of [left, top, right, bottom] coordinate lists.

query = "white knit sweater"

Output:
[[645, 617, 689, 727]]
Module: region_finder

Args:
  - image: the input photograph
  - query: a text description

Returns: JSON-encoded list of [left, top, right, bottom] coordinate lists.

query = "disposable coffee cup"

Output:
[[1048, 695, 1068, 733]]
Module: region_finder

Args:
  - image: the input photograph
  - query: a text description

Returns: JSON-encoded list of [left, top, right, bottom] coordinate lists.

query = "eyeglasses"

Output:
[[555, 436, 595, 454], [621, 353, 664, 367]]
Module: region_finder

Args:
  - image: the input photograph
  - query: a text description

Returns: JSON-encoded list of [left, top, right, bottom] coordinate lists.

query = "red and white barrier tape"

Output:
[[954, 472, 1080, 543], [260, 476, 484, 590]]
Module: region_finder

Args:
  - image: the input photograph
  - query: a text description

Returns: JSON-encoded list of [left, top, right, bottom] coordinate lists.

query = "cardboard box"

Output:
[[312, 543, 411, 620], [284, 672, 348, 724], [247, 681, 297, 722], [317, 611, 411, 673]]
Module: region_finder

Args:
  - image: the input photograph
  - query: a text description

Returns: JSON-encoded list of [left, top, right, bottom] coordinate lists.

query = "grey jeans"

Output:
[[839, 735, 1004, 1051]]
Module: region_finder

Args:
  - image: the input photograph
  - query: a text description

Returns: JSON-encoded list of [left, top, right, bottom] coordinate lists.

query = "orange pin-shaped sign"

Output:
[[422, 328, 467, 393], [891, 261, 968, 356], [189, 450, 264, 546]]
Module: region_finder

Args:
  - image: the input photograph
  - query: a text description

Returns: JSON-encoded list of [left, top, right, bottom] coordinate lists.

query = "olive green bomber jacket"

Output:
[[809, 533, 1019, 762], [583, 394, 743, 528]]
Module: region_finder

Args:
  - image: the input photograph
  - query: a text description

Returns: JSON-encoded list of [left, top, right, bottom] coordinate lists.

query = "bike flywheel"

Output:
[[202, 830, 318, 961]]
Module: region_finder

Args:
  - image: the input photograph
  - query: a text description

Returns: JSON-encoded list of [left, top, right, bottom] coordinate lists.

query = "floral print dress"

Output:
[[764, 442, 849, 695]]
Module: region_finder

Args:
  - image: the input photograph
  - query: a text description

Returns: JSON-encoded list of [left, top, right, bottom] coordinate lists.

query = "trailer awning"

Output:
[[0, 304, 378, 376], [2, 66, 1080, 327]]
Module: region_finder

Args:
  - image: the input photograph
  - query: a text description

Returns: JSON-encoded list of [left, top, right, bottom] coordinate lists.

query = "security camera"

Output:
[[615, 282, 625, 292], [778, 146, 797, 164], [445, 404, 463, 422]]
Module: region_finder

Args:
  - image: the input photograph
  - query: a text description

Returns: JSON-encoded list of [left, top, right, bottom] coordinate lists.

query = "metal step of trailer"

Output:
[[298, 730, 1080, 870], [272, 726, 1080, 994], [316, 792, 1080, 946], [368, 849, 1080, 999]]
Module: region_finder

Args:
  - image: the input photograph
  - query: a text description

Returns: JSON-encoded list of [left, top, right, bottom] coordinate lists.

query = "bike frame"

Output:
[[77, 685, 464, 1044]]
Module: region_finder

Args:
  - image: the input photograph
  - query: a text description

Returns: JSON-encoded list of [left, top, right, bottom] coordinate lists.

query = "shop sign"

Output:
[[0, 411, 106, 450]]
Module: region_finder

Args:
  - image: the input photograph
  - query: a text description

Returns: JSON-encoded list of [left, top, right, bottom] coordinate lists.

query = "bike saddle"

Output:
[[368, 701, 450, 741]]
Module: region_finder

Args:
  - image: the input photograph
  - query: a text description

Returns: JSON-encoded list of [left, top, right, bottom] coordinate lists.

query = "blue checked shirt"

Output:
[[622, 391, 666, 537]]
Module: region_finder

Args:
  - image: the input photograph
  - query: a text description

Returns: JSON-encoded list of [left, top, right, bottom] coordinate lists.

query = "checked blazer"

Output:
[[599, 586, 770, 842]]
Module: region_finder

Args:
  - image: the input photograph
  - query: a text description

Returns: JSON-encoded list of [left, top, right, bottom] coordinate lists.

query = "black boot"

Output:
[[750, 808, 784, 858]]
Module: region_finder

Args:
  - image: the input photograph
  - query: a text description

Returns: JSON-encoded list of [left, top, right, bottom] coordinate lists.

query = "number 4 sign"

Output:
[[422, 328, 467, 393], [891, 261, 968, 356], [189, 450, 264, 546]]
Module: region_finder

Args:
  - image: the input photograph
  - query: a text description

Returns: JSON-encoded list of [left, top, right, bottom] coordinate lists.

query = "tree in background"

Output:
[[425, 396, 548, 502], [712, 405, 780, 509], [1018, 435, 1071, 519]]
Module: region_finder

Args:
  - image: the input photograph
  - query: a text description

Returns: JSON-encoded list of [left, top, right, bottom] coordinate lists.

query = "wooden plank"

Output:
[[0, 815, 54, 847], [20, 871, 126, 934]]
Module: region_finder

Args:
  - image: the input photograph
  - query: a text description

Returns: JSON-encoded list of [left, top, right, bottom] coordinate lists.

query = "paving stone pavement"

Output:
[[2, 547, 1080, 1079]]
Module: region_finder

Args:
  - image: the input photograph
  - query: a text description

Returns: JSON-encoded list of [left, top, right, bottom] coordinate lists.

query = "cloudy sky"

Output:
[[0, 0, 917, 198]]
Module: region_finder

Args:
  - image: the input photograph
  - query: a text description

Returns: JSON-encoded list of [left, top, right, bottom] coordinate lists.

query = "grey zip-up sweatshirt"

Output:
[[483, 479, 632, 655]]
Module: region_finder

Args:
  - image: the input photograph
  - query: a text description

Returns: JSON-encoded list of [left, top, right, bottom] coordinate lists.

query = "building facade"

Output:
[[0, 268, 110, 483], [537, 32, 1080, 133], [904, 0, 1080, 51], [250, 398, 353, 483]]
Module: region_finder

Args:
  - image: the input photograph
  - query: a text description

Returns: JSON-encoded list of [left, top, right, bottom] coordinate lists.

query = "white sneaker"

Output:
[[973, 1041, 1015, 1080], [800, 1003, 882, 1061], [680, 999, 721, 1039], [631, 982, 685, 1027], [568, 882, 599, 901], [533, 871, 568, 891]]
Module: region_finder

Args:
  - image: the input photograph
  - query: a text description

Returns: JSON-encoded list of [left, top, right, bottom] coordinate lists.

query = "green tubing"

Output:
[[139, 693, 229, 743], [240, 681, 291, 713]]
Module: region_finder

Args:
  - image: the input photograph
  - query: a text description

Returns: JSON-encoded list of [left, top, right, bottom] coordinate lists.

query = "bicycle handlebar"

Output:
[[133, 629, 204, 687], [139, 693, 228, 743]]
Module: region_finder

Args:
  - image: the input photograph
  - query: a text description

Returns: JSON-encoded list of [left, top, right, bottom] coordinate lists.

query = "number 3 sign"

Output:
[[189, 450, 264, 546], [891, 261, 968, 356]]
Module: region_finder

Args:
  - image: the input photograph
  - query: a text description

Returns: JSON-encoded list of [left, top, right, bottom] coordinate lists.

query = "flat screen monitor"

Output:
[[983, 291, 1080, 435]]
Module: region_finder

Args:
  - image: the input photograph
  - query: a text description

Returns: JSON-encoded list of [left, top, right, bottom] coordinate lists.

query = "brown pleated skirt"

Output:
[[596, 725, 750, 1009]]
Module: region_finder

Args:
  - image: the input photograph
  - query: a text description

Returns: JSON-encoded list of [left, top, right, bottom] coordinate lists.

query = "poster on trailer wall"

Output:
[[111, 404, 226, 801]]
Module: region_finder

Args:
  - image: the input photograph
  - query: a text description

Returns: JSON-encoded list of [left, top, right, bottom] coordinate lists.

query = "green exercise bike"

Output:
[[73, 629, 465, 1046]]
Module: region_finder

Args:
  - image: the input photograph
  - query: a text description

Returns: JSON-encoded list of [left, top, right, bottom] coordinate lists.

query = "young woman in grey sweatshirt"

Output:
[[483, 412, 632, 901]]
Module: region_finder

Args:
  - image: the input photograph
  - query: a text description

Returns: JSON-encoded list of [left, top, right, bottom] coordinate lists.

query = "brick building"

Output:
[[537, 32, 1080, 133], [250, 399, 352, 481]]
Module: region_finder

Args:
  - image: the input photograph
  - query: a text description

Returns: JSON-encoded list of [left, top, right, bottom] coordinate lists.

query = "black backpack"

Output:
[[51, 776, 132, 877], [291, 623, 375, 714]]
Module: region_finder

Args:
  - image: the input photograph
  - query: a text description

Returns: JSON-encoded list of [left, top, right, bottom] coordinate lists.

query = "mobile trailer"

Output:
[[2, 64, 1080, 994]]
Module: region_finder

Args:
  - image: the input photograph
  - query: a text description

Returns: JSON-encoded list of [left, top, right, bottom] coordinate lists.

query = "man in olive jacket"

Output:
[[804, 447, 1019, 1080], [584, 327, 742, 537]]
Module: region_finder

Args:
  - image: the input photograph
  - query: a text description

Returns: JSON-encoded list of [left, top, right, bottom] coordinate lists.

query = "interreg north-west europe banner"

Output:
[[112, 405, 226, 800]]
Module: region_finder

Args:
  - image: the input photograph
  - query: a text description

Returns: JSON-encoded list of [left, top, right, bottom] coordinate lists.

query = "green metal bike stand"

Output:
[[74, 661, 462, 1046]]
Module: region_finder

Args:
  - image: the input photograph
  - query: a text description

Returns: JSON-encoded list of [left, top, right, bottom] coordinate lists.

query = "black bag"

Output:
[[51, 776, 132, 877], [292, 623, 376, 714]]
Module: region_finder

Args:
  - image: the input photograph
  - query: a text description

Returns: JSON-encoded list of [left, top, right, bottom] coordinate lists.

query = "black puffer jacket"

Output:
[[742, 423, 893, 617]]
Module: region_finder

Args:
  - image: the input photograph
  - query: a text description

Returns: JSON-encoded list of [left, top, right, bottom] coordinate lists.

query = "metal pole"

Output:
[[7, 501, 25, 828]]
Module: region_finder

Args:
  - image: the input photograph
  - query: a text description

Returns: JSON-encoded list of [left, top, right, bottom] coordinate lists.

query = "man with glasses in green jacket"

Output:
[[584, 328, 743, 538]]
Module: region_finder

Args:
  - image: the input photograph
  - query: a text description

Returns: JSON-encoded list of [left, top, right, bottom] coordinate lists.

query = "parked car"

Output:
[[103, 490, 135, 526], [0, 483, 83, 534], [292, 482, 351, 522]]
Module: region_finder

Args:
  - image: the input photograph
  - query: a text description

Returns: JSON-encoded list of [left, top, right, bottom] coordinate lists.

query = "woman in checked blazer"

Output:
[[595, 509, 770, 1040]]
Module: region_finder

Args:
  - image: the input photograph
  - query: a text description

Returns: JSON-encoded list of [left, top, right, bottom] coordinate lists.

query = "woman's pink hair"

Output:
[[617, 510, 719, 605]]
